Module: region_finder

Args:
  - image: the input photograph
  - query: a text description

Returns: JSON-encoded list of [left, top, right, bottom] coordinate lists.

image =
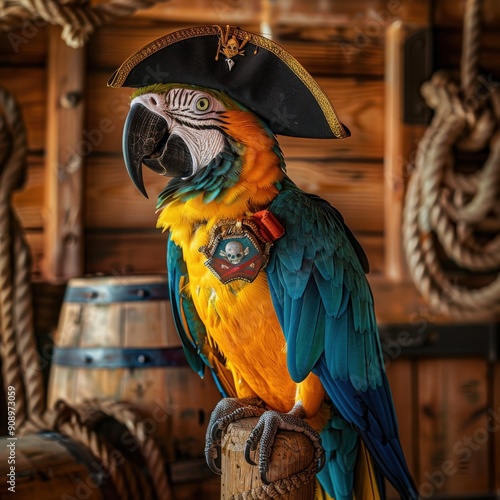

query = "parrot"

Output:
[[111, 22, 418, 500], [119, 81, 418, 500]]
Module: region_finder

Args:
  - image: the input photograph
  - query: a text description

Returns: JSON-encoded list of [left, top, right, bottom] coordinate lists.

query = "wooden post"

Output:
[[43, 26, 85, 282], [384, 0, 431, 282], [221, 417, 316, 499], [494, 361, 500, 495]]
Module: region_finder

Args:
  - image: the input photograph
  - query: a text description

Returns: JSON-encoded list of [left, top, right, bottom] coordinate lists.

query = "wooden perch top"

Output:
[[221, 417, 316, 499]]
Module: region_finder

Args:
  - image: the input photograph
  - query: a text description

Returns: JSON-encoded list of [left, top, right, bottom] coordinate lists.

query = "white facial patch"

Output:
[[131, 88, 228, 177]]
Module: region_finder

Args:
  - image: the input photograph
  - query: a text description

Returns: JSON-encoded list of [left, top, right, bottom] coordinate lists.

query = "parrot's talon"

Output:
[[244, 440, 258, 466], [206, 450, 222, 475], [210, 422, 223, 442], [243, 407, 325, 485], [317, 450, 326, 473], [261, 470, 271, 485], [205, 397, 267, 473]]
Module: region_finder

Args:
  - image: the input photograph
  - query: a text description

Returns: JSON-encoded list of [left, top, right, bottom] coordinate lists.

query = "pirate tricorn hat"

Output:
[[108, 25, 350, 139]]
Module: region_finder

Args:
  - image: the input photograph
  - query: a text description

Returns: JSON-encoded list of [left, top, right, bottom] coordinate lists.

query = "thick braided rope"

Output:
[[0, 215, 28, 431], [404, 170, 500, 317], [419, 72, 498, 222], [405, 132, 500, 315], [51, 400, 149, 500], [12, 214, 47, 432], [0, 0, 169, 48], [0, 86, 47, 434], [59, 402, 153, 500], [88, 398, 173, 500], [461, 0, 483, 99], [56, 406, 137, 500], [0, 3, 28, 29], [66, 403, 153, 500], [0, 86, 30, 431], [402, 0, 500, 317], [421, 232, 500, 311], [416, 75, 500, 270], [229, 459, 318, 499], [420, 93, 500, 271]]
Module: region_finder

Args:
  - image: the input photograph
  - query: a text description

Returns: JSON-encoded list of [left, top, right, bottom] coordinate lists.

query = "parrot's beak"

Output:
[[123, 103, 169, 198], [123, 103, 194, 198]]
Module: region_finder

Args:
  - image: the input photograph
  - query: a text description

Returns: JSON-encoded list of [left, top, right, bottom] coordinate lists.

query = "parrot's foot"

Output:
[[244, 402, 326, 485], [205, 396, 267, 475]]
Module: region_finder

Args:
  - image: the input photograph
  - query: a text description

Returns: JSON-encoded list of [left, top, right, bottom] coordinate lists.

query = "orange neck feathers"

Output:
[[157, 110, 285, 241]]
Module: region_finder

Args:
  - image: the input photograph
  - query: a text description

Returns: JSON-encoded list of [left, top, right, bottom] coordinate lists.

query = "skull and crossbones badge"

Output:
[[220, 240, 249, 265], [199, 213, 284, 284]]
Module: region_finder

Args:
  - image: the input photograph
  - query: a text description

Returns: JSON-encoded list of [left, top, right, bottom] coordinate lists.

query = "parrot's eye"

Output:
[[195, 97, 210, 112]]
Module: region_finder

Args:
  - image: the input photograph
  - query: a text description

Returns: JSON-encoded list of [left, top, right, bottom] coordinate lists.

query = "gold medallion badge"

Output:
[[199, 211, 284, 284]]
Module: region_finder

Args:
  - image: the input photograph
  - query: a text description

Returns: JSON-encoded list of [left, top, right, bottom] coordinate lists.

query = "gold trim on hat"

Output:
[[107, 25, 348, 139]]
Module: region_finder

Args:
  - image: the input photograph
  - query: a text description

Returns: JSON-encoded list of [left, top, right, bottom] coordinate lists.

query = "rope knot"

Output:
[[404, 0, 500, 319]]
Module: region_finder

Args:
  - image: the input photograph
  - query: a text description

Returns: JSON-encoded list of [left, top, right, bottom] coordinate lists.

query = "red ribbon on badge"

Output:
[[251, 210, 285, 243]]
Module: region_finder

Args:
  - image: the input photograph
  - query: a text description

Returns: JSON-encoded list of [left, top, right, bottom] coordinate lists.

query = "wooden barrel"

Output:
[[47, 275, 222, 462], [0, 432, 117, 498]]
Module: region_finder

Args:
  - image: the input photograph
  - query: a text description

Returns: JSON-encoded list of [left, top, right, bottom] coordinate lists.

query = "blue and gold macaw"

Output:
[[110, 25, 417, 500]]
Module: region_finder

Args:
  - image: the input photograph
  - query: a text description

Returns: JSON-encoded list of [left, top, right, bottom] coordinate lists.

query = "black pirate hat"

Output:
[[108, 25, 350, 139]]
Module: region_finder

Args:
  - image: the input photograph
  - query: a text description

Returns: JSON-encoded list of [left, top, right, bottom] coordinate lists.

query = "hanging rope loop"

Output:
[[0, 0, 170, 48], [0, 85, 48, 433], [403, 0, 500, 318]]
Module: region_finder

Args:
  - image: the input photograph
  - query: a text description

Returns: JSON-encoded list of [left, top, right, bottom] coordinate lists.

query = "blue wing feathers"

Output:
[[317, 415, 359, 499], [289, 280, 325, 382], [331, 257, 344, 288], [328, 375, 414, 498], [267, 179, 417, 499], [167, 236, 233, 400], [282, 238, 306, 271], [314, 270, 342, 316], [167, 238, 206, 376]]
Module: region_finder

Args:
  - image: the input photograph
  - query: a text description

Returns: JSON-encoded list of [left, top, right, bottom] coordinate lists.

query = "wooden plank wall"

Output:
[[1, 0, 500, 498], [382, 3, 500, 497], [12, 0, 476, 279], [4, 1, 500, 280], [4, 1, 396, 279]]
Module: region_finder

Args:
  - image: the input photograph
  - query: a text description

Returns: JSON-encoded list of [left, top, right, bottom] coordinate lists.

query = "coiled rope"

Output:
[[229, 462, 318, 499], [403, 0, 500, 318], [0, 0, 169, 48], [50, 399, 173, 500]]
